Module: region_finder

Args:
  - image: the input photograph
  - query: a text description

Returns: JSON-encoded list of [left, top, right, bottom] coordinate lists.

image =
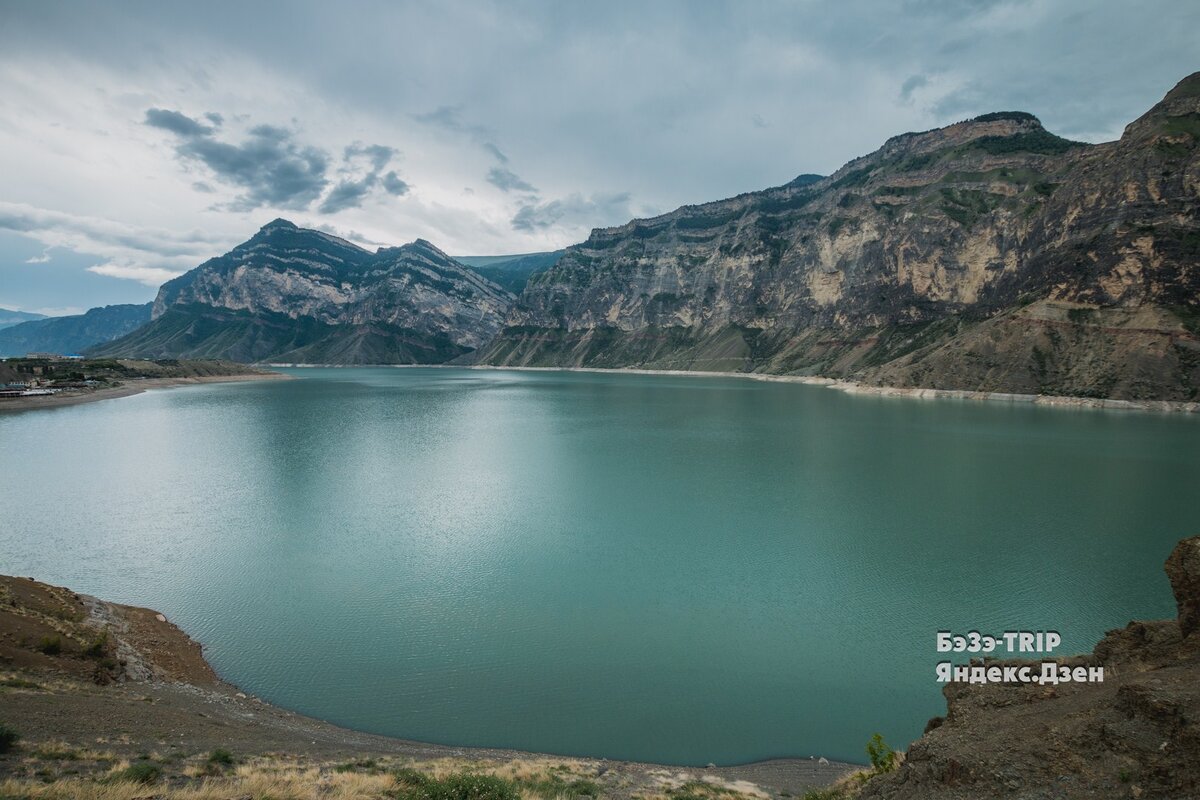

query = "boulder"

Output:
[[1165, 536, 1200, 636]]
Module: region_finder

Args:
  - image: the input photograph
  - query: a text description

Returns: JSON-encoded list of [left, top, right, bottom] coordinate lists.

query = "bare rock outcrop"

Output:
[[1166, 535, 1200, 636], [859, 537, 1200, 799]]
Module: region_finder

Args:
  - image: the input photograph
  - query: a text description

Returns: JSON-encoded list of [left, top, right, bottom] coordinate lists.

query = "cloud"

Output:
[[486, 166, 537, 193], [87, 261, 183, 287], [413, 105, 493, 142], [146, 108, 329, 210], [344, 142, 395, 172], [0, 201, 227, 285], [483, 142, 509, 164], [511, 192, 634, 232], [382, 171, 410, 196], [900, 74, 929, 101], [317, 141, 408, 213], [415, 105, 524, 179], [147, 109, 409, 214], [312, 224, 389, 249], [25, 251, 51, 263], [3, 0, 1198, 268], [145, 107, 215, 137], [319, 178, 374, 214]]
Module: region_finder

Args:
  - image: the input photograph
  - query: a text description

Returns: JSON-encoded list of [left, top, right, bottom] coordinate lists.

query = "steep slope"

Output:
[[478, 73, 1200, 401], [0, 303, 151, 356], [95, 220, 514, 364]]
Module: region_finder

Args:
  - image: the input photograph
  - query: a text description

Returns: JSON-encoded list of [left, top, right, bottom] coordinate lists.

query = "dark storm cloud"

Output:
[[486, 167, 536, 193], [145, 109, 329, 210], [318, 179, 373, 214], [3, 0, 1199, 257], [512, 192, 633, 232], [146, 110, 408, 214], [344, 142, 395, 172], [318, 141, 408, 213], [144, 107, 214, 137], [381, 172, 410, 196]]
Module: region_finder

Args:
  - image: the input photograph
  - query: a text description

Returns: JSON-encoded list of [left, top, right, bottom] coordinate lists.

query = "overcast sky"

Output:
[[1, 0, 1197, 315]]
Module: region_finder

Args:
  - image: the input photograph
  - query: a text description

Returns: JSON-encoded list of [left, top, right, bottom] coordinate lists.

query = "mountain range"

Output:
[[68, 72, 1200, 400], [0, 303, 151, 357], [478, 73, 1200, 401], [0, 308, 46, 331], [96, 220, 515, 364]]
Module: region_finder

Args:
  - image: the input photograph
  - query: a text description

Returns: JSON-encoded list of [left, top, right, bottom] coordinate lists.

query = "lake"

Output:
[[2, 367, 1196, 765]]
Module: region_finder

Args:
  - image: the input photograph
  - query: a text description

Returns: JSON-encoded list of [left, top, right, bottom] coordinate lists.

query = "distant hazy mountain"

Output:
[[0, 308, 47, 331], [455, 251, 565, 293], [478, 72, 1200, 402], [0, 303, 152, 357], [95, 219, 514, 364]]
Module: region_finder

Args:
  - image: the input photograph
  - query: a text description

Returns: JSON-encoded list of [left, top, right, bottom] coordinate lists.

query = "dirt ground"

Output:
[[0, 372, 289, 413]]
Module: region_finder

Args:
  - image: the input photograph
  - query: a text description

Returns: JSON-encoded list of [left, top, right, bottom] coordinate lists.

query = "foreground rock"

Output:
[[859, 536, 1200, 799], [480, 73, 1200, 403]]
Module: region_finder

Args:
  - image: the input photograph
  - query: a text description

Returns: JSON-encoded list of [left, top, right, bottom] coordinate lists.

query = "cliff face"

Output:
[[478, 74, 1200, 401], [98, 220, 514, 364]]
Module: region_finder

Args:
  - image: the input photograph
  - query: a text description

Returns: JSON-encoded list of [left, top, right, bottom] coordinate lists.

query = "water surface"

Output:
[[2, 367, 1196, 764]]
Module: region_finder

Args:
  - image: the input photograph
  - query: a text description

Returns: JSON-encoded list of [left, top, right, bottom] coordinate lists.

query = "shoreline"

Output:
[[266, 362, 1200, 414], [467, 365, 1200, 414], [0, 574, 862, 794], [0, 371, 290, 413]]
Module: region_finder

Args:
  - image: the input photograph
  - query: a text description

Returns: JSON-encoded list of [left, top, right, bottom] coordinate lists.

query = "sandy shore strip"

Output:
[[0, 371, 290, 413], [465, 364, 1200, 414]]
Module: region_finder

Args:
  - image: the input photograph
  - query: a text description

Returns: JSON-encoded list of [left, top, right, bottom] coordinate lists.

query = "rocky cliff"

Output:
[[478, 74, 1200, 401], [96, 220, 514, 364], [857, 536, 1200, 799]]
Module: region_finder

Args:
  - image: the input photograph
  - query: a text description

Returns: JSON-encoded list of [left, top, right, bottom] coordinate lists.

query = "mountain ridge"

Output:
[[96, 221, 514, 364], [0, 303, 151, 356], [476, 72, 1200, 401]]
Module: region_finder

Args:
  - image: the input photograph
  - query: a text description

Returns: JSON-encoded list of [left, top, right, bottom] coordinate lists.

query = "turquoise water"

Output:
[[1, 367, 1196, 765]]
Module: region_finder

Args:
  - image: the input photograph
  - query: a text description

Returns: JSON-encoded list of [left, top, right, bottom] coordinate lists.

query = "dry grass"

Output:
[[0, 746, 778, 800], [0, 762, 397, 800]]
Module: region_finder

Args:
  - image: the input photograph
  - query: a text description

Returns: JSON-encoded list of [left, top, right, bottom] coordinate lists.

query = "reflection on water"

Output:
[[1, 367, 1196, 764]]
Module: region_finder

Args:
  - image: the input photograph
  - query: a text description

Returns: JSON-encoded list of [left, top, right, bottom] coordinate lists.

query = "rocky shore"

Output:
[[468, 365, 1200, 414]]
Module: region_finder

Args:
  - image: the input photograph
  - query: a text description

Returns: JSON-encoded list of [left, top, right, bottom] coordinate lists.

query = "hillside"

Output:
[[478, 73, 1200, 402], [94, 220, 514, 364], [0, 303, 151, 356], [457, 251, 566, 293]]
